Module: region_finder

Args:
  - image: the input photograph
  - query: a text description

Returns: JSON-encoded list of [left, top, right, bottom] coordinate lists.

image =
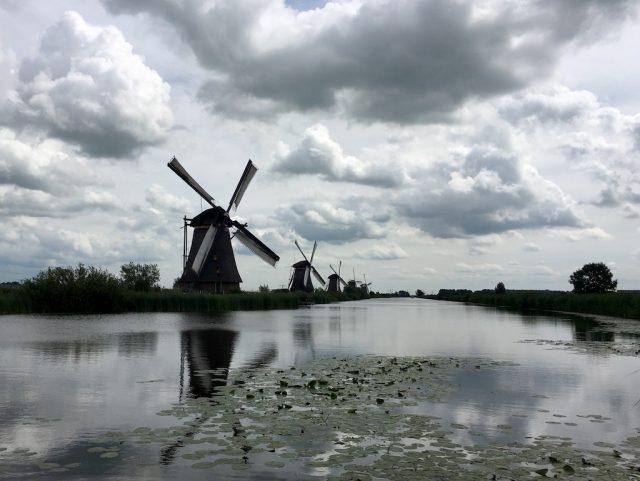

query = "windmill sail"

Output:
[[227, 160, 257, 212], [192, 225, 218, 275], [311, 266, 325, 286], [233, 222, 280, 266], [304, 266, 311, 287], [168, 157, 217, 207], [309, 241, 317, 265], [294, 239, 309, 263]]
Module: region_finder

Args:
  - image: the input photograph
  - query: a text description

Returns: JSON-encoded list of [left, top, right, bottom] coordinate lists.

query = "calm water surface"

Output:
[[1, 298, 640, 479]]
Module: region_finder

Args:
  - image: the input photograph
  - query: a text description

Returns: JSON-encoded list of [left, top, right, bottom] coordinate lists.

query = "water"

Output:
[[1, 298, 640, 479]]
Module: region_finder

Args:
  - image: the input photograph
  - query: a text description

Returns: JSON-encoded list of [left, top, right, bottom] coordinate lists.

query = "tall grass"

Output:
[[0, 285, 32, 314], [120, 290, 340, 312], [429, 290, 640, 320], [0, 284, 360, 315], [121, 290, 347, 312]]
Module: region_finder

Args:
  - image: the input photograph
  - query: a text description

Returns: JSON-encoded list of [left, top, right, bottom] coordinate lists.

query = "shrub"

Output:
[[120, 262, 160, 291], [25, 264, 124, 313]]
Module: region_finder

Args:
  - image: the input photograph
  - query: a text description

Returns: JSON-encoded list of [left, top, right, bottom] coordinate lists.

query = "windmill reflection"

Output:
[[161, 327, 277, 465], [179, 328, 237, 399]]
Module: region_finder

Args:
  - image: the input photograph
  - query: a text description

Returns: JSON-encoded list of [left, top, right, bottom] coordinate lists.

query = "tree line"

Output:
[[14, 262, 160, 313]]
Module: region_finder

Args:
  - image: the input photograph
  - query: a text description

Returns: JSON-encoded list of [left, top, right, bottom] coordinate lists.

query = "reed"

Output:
[[0, 284, 358, 315], [121, 289, 354, 313], [430, 290, 640, 320], [0, 285, 32, 314]]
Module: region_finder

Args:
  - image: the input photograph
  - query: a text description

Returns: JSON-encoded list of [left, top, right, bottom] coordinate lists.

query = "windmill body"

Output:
[[181, 208, 241, 292], [327, 262, 347, 293], [290, 260, 314, 292], [327, 273, 340, 292], [289, 240, 325, 292], [168, 156, 279, 293]]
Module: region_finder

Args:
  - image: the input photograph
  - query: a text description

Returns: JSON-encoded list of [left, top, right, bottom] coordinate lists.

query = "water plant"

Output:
[[3, 355, 639, 479]]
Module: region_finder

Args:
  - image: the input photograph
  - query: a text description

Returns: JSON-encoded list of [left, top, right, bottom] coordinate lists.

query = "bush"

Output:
[[120, 262, 160, 291], [25, 264, 125, 313], [569, 262, 617, 294]]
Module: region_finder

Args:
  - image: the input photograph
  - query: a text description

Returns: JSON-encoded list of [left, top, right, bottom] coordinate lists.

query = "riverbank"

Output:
[[426, 289, 640, 320], [0, 285, 366, 315]]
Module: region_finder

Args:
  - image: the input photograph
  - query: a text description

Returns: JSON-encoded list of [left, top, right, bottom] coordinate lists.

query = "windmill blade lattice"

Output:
[[227, 160, 257, 212]]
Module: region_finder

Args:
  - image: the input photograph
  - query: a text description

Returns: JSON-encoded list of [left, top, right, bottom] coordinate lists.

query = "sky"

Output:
[[1, 0, 639, 294]]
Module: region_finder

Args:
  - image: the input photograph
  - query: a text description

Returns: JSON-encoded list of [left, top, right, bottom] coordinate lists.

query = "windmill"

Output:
[[168, 156, 279, 293], [347, 266, 360, 290], [361, 273, 372, 295], [327, 261, 348, 293], [289, 240, 325, 292]]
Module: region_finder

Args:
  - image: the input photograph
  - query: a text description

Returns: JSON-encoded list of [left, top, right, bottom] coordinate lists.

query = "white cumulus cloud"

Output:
[[3, 11, 172, 158]]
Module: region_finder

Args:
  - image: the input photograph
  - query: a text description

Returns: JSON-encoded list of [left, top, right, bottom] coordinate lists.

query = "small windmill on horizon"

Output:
[[327, 261, 348, 293], [168, 156, 280, 293], [289, 240, 325, 292]]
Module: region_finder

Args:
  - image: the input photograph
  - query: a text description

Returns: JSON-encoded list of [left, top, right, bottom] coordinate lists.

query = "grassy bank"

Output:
[[0, 283, 366, 315], [121, 289, 358, 313], [427, 289, 640, 320]]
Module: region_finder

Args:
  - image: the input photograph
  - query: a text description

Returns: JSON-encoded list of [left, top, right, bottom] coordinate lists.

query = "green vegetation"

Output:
[[24, 264, 126, 313], [119, 262, 160, 291], [430, 264, 637, 319], [569, 262, 617, 293], [121, 289, 359, 313], [0, 282, 31, 314], [430, 289, 640, 320], [0, 263, 368, 315]]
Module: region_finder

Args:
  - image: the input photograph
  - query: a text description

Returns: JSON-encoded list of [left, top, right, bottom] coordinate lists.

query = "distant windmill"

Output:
[[361, 273, 372, 295], [168, 156, 279, 293], [327, 261, 348, 293], [347, 266, 360, 290], [289, 240, 325, 292]]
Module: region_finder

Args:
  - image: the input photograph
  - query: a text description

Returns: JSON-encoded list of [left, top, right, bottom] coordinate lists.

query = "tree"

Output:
[[120, 262, 160, 291], [569, 262, 617, 294], [25, 264, 124, 313], [495, 282, 506, 294], [415, 289, 425, 297]]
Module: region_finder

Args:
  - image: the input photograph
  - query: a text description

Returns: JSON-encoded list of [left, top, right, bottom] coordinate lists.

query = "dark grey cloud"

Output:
[[1, 11, 172, 159], [277, 199, 390, 244], [393, 148, 587, 238], [272, 124, 406, 187], [102, 0, 638, 123]]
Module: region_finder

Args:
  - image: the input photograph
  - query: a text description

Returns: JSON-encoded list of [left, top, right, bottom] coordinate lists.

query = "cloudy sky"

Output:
[[1, 0, 639, 293]]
